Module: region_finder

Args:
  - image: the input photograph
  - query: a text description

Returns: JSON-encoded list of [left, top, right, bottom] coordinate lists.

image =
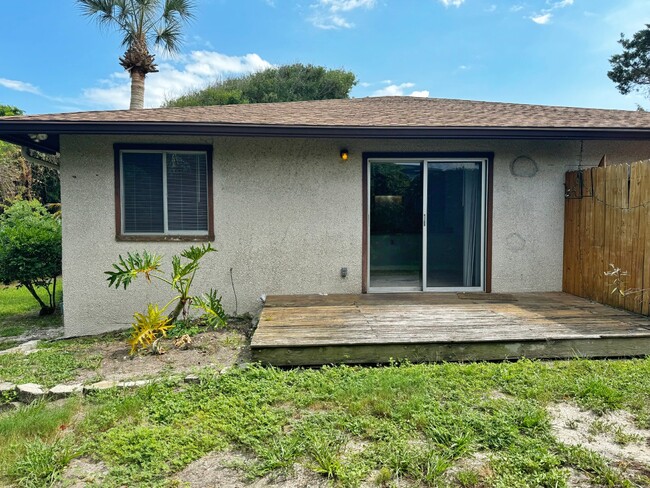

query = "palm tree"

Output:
[[78, 0, 195, 110]]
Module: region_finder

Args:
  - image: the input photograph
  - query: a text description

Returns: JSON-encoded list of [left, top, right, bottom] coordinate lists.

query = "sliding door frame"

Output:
[[362, 152, 494, 294]]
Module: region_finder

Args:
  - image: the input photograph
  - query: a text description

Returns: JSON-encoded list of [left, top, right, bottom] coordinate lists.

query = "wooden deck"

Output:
[[251, 292, 650, 366]]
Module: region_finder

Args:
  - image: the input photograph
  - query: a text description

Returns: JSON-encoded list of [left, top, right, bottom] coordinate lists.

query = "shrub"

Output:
[[0, 199, 61, 315], [106, 244, 227, 354]]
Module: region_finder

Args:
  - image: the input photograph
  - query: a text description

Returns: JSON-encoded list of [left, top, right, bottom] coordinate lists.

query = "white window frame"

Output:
[[120, 149, 210, 236]]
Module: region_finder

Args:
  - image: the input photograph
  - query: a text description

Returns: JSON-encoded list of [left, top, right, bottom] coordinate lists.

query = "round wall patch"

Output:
[[510, 156, 538, 177]]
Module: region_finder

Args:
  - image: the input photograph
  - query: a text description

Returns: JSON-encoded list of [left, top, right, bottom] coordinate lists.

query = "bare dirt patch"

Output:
[[548, 402, 650, 470], [172, 450, 329, 488], [77, 330, 249, 384], [56, 457, 109, 487], [444, 451, 491, 485]]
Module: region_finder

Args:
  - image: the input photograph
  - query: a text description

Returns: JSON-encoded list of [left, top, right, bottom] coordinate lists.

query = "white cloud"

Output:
[[0, 78, 41, 95], [359, 81, 371, 87], [528, 0, 574, 25], [485, 4, 497, 12], [438, 0, 465, 7], [510, 5, 524, 12], [551, 0, 573, 7], [83, 50, 273, 109], [371, 82, 429, 97], [530, 13, 552, 24], [309, 0, 376, 29]]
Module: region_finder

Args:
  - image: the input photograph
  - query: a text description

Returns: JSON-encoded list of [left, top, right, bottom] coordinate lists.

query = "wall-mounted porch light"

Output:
[[340, 149, 349, 161]]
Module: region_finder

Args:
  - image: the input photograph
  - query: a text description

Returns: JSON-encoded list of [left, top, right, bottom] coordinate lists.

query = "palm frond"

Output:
[[193, 289, 227, 328], [163, 0, 196, 21], [129, 303, 173, 354], [180, 243, 216, 263], [79, 0, 194, 51], [105, 250, 163, 289], [154, 20, 183, 53]]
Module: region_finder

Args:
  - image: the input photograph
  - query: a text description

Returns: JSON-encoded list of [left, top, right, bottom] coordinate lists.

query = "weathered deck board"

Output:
[[251, 292, 650, 365]]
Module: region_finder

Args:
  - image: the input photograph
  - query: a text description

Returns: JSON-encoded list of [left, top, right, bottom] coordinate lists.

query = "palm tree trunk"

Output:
[[129, 69, 146, 110]]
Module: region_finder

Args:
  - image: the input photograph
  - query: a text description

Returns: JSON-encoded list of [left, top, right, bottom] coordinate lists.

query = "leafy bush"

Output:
[[0, 199, 61, 315], [164, 63, 357, 107], [106, 244, 227, 354]]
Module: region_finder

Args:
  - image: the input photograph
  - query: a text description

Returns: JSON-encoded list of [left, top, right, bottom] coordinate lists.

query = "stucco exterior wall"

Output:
[[59, 134, 650, 336]]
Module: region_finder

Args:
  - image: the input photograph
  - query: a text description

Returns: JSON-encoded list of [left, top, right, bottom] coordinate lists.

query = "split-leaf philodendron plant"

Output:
[[105, 244, 226, 354]]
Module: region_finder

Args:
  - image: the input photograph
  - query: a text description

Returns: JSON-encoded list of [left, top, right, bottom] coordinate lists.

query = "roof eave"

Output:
[[1, 122, 650, 154]]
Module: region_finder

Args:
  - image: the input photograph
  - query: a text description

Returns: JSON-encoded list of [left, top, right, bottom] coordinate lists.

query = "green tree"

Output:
[[78, 0, 195, 110], [164, 63, 357, 107], [0, 105, 23, 117], [0, 200, 62, 315], [0, 106, 60, 206], [608, 24, 650, 98]]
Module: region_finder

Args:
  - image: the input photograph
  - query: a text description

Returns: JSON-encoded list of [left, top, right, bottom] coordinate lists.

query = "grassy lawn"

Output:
[[0, 338, 103, 387], [1, 358, 650, 487], [0, 283, 63, 343]]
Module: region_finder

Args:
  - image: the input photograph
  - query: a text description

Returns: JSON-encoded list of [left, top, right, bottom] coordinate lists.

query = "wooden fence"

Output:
[[563, 160, 650, 315]]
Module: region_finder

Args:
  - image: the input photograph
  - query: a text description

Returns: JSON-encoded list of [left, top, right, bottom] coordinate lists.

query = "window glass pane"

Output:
[[369, 162, 423, 289], [426, 162, 482, 287], [166, 153, 208, 232], [122, 152, 164, 233]]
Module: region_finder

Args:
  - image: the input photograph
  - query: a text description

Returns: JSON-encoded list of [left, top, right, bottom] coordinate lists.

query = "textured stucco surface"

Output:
[[59, 135, 650, 336]]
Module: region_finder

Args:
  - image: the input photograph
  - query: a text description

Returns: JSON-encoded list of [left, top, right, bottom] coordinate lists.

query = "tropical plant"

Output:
[[164, 63, 357, 107], [608, 24, 650, 99], [128, 303, 173, 354], [78, 0, 195, 110], [192, 288, 226, 328], [106, 244, 226, 353], [0, 200, 62, 315]]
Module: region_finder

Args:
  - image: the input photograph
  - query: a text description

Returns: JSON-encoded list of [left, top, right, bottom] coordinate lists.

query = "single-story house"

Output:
[[1, 96, 650, 338]]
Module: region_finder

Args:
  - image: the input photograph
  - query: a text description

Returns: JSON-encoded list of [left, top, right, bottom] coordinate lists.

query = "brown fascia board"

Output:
[[1, 121, 650, 155]]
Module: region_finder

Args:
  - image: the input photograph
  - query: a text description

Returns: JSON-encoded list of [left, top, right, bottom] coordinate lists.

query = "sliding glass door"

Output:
[[368, 158, 487, 292]]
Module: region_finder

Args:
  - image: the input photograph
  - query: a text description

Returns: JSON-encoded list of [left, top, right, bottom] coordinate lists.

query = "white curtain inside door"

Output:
[[462, 166, 480, 287]]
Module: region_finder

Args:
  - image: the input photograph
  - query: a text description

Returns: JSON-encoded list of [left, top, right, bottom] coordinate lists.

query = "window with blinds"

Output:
[[120, 150, 209, 235]]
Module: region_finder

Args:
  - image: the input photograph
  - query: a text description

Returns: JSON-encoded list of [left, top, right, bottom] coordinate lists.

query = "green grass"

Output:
[[0, 283, 63, 339], [0, 400, 78, 487], [0, 347, 103, 388], [2, 358, 650, 487]]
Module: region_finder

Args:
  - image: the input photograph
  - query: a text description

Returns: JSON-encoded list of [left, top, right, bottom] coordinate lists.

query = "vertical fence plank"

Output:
[[641, 163, 650, 315], [592, 166, 607, 304], [581, 168, 595, 301], [627, 162, 643, 313]]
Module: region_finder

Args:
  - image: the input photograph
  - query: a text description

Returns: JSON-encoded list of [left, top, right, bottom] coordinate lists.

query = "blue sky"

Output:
[[1, 0, 648, 114]]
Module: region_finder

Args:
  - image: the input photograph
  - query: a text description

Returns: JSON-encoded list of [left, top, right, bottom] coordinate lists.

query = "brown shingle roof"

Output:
[[4, 96, 650, 129]]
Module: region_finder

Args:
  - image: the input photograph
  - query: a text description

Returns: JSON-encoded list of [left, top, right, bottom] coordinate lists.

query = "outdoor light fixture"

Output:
[[340, 149, 349, 161], [28, 133, 48, 142]]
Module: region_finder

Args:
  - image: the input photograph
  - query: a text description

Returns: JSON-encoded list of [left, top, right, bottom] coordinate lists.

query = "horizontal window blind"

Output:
[[166, 153, 208, 232], [121, 150, 209, 235], [122, 152, 164, 233]]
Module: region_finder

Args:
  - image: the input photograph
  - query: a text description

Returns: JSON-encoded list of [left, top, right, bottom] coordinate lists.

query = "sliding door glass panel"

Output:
[[370, 162, 423, 289], [425, 162, 482, 289]]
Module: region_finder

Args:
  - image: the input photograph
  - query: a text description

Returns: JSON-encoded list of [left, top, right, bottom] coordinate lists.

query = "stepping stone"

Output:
[[17, 383, 47, 403], [184, 374, 200, 384], [0, 340, 39, 356], [83, 380, 118, 393], [0, 401, 23, 412], [49, 384, 83, 399], [117, 380, 152, 388], [0, 382, 16, 394]]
